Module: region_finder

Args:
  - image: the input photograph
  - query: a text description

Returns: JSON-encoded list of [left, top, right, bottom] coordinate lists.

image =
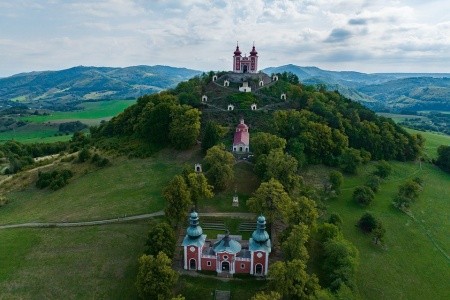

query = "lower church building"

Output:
[[182, 211, 271, 276]]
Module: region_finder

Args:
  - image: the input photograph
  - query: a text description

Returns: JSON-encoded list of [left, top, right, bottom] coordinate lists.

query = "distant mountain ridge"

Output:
[[1, 64, 449, 112], [263, 64, 450, 112], [0, 65, 201, 110]]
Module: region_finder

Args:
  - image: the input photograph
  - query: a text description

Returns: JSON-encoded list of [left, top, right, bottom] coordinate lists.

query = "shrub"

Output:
[[36, 169, 73, 190], [352, 186, 375, 206], [328, 213, 343, 228], [372, 160, 392, 178], [77, 147, 91, 163], [365, 175, 381, 193], [357, 212, 377, 233]]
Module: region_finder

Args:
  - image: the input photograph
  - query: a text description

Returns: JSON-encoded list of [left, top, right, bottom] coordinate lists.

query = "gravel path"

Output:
[[0, 211, 256, 230]]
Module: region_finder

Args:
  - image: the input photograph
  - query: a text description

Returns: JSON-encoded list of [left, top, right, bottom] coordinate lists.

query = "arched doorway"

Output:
[[189, 259, 196, 270], [243, 65, 248, 73], [222, 261, 230, 272], [255, 264, 263, 275]]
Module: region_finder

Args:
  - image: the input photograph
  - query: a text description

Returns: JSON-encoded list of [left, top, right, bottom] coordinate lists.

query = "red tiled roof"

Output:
[[234, 130, 249, 146]]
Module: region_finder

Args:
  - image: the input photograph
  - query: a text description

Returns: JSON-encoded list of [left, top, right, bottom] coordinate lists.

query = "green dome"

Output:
[[251, 214, 269, 243], [186, 211, 203, 238], [213, 233, 242, 254]]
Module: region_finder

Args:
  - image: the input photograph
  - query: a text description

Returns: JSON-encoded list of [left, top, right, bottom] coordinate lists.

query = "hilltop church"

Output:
[[233, 43, 258, 73]]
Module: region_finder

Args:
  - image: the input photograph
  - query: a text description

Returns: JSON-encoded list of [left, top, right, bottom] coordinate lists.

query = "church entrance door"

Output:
[[189, 259, 196, 270], [222, 261, 230, 272], [243, 65, 248, 73], [255, 264, 263, 275]]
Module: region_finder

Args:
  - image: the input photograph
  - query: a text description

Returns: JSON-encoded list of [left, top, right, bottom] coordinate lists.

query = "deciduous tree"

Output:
[[281, 224, 310, 262], [352, 186, 375, 206], [145, 222, 176, 258], [135, 252, 178, 300], [169, 105, 201, 150], [204, 144, 234, 191], [186, 172, 214, 207], [163, 175, 192, 227], [247, 178, 293, 223]]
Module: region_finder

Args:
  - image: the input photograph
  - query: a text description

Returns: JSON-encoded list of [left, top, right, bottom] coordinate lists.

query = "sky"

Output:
[[0, 0, 449, 77]]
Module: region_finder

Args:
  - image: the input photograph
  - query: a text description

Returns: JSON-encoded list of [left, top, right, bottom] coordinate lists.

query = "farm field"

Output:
[[0, 99, 136, 143], [327, 161, 450, 300]]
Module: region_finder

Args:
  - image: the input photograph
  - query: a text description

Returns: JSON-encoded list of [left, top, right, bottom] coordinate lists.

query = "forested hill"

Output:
[[93, 72, 423, 170], [0, 65, 201, 109]]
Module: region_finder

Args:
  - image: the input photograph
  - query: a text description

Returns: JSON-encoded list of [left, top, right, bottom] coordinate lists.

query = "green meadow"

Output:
[[0, 99, 136, 143], [406, 128, 450, 159], [327, 161, 450, 300]]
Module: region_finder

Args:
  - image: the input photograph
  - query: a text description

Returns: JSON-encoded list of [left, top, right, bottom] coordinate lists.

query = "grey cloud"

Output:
[[325, 28, 352, 43], [348, 18, 367, 25]]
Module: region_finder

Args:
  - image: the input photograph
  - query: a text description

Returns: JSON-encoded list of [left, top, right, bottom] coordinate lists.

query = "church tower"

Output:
[[233, 43, 242, 73], [182, 211, 206, 271], [249, 215, 271, 275], [233, 43, 258, 73]]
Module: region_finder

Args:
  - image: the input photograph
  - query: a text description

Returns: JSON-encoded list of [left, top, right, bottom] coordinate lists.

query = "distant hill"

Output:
[[263, 64, 450, 112], [0, 65, 201, 110]]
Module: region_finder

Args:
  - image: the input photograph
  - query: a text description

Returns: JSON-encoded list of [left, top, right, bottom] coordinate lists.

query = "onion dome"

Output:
[[250, 45, 258, 56], [236, 118, 248, 130], [252, 215, 269, 243], [234, 44, 242, 56], [213, 231, 242, 254], [186, 211, 203, 238]]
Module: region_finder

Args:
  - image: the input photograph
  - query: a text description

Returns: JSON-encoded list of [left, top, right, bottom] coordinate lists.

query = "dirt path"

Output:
[[0, 211, 255, 230]]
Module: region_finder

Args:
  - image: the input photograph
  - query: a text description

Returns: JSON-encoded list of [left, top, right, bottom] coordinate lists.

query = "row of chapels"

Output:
[[182, 44, 264, 276]]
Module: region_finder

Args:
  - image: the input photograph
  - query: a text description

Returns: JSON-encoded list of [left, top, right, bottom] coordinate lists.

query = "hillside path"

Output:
[[0, 211, 256, 230]]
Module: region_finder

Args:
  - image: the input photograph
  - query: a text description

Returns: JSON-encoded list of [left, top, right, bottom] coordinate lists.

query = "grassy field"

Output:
[[22, 100, 136, 124], [0, 150, 197, 224], [0, 222, 148, 299], [406, 128, 450, 159], [0, 123, 71, 143], [177, 275, 266, 300], [0, 99, 135, 143], [326, 161, 450, 300]]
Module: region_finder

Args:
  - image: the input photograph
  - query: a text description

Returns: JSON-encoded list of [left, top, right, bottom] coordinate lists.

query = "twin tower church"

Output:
[[182, 44, 270, 276], [182, 212, 271, 276]]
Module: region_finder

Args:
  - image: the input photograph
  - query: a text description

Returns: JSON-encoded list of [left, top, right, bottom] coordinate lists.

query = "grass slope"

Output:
[[327, 161, 450, 300], [0, 222, 148, 299], [0, 151, 194, 224], [406, 128, 450, 159]]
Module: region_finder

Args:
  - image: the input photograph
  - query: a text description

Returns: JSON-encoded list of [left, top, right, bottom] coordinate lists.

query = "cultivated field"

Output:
[[0, 100, 136, 143]]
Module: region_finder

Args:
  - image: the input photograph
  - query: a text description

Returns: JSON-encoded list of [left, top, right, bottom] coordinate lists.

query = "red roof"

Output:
[[233, 120, 249, 146], [234, 130, 249, 146]]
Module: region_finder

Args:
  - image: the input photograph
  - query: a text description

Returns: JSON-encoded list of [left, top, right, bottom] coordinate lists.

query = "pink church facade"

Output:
[[233, 43, 258, 74], [182, 212, 271, 276]]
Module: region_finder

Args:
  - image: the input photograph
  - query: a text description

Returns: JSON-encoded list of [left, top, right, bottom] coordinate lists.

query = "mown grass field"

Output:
[[0, 100, 135, 143], [326, 161, 450, 300], [0, 222, 148, 299]]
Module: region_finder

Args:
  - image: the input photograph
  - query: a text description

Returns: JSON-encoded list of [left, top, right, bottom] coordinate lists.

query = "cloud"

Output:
[[1, 0, 450, 76], [348, 18, 367, 25], [325, 28, 353, 43]]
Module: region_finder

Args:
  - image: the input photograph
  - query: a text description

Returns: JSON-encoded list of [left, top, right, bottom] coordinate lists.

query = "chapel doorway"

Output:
[[243, 65, 248, 73], [222, 261, 230, 272], [189, 259, 196, 270], [255, 264, 263, 275]]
